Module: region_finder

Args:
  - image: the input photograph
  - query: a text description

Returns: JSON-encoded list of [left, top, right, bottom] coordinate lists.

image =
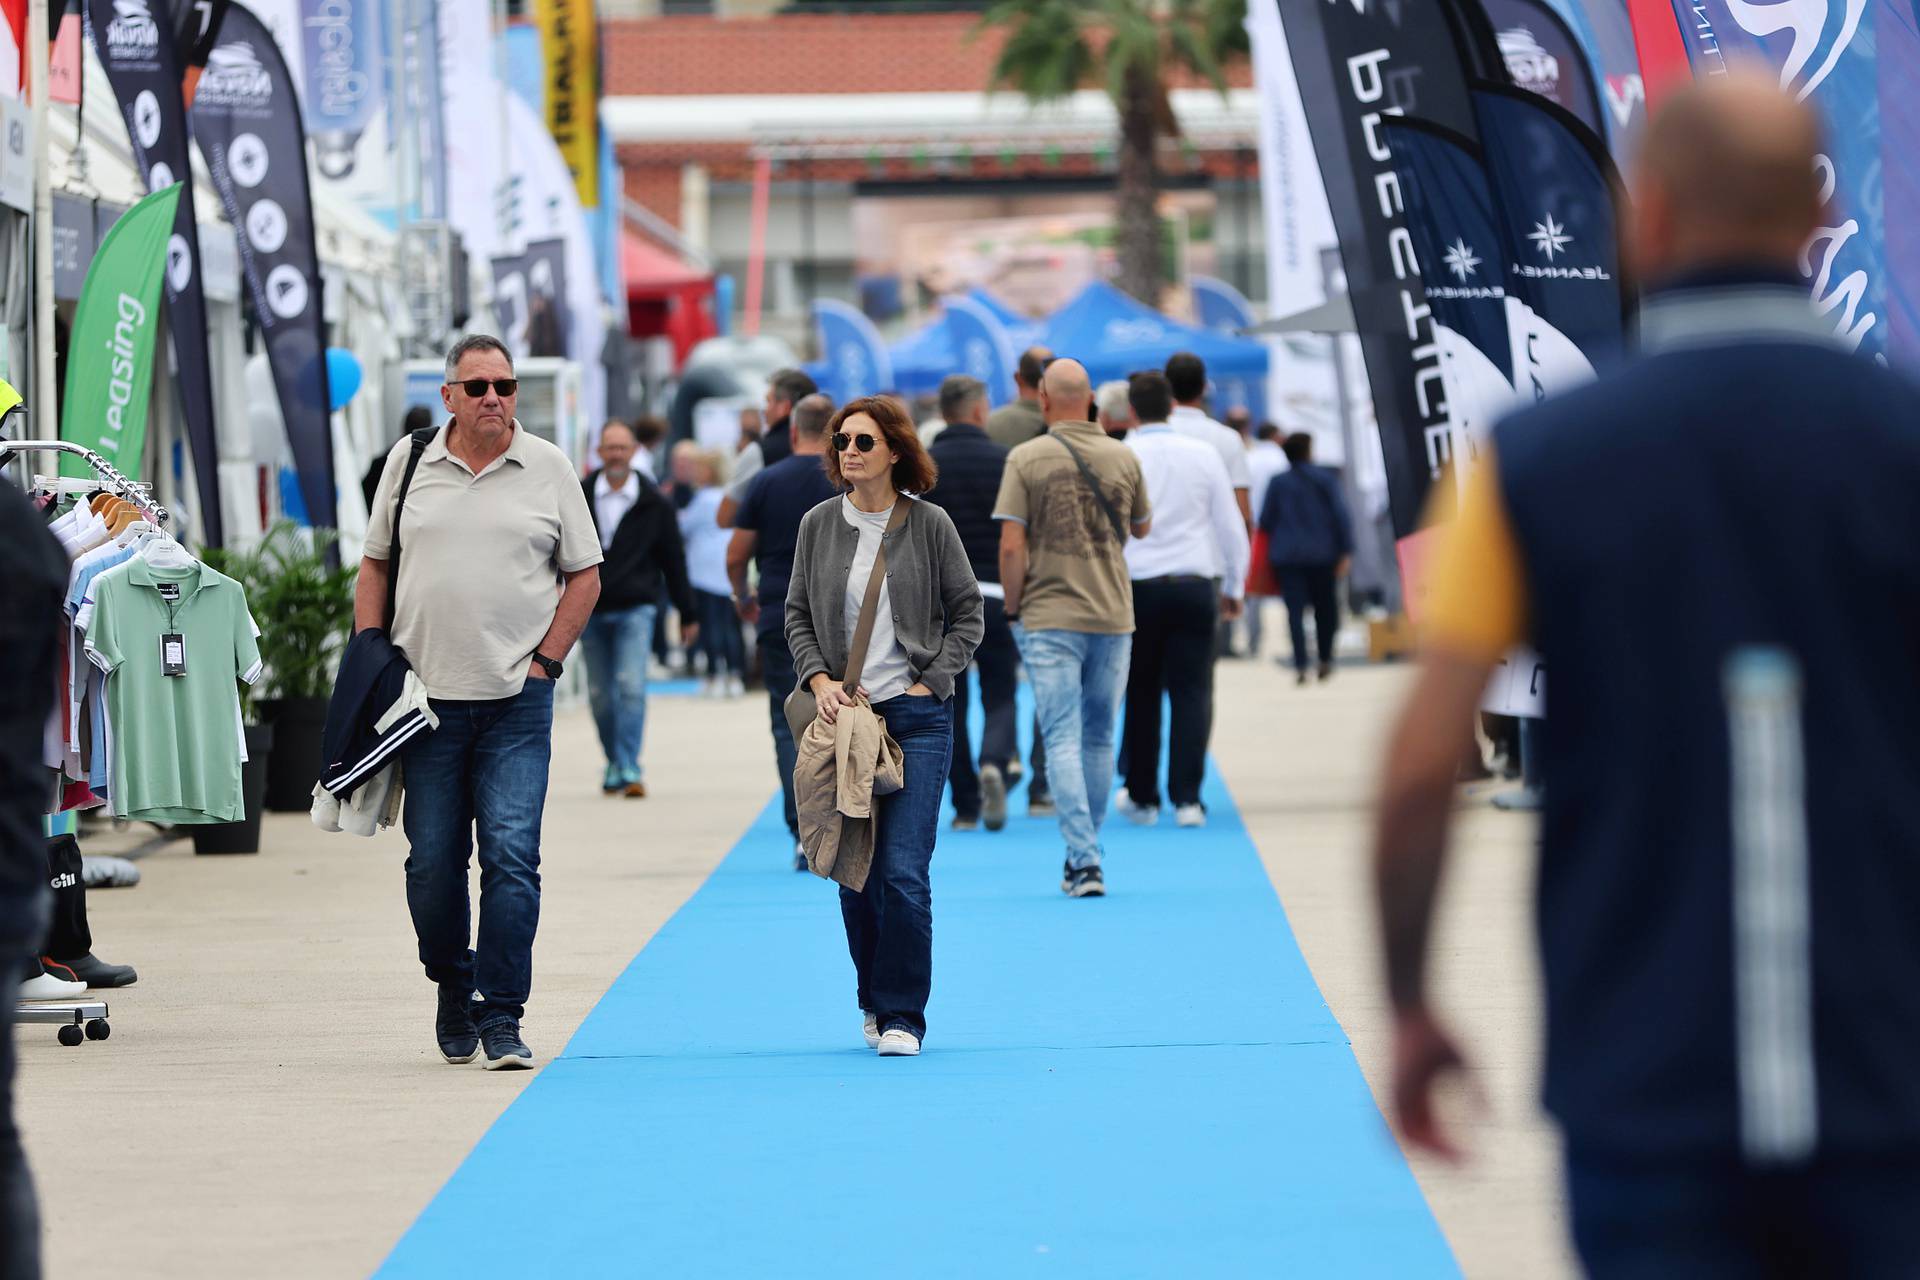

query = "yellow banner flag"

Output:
[[537, 0, 598, 207]]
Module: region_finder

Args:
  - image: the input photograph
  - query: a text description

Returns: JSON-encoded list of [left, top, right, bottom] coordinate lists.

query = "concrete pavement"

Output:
[[17, 659, 1571, 1277]]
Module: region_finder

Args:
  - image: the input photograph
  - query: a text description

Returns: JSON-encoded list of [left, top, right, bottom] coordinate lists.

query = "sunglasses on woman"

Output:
[[832, 431, 880, 453], [453, 378, 519, 397]]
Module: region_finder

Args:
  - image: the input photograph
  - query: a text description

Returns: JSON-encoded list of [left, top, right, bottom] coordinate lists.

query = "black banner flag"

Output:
[[1478, 0, 1606, 139], [85, 0, 224, 545], [1270, 0, 1482, 544], [190, 0, 336, 529]]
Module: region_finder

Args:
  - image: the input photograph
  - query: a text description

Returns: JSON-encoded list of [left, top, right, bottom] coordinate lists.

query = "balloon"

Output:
[[325, 347, 363, 413]]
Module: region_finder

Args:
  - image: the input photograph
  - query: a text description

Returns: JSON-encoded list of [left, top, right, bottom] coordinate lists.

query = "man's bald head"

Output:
[[1631, 69, 1824, 282], [1038, 358, 1094, 425]]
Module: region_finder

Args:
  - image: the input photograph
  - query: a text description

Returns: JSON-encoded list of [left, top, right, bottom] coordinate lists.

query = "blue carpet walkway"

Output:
[[378, 745, 1456, 1277]]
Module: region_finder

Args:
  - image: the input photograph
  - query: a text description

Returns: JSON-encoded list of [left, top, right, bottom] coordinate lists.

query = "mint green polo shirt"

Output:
[[85, 559, 263, 823]]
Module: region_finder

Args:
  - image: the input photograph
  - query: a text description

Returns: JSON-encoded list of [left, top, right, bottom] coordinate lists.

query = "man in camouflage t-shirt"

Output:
[[994, 359, 1152, 898]]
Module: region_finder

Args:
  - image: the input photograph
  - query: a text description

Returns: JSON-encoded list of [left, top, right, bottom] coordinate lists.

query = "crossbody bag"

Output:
[[783, 499, 912, 741], [1054, 435, 1128, 544]]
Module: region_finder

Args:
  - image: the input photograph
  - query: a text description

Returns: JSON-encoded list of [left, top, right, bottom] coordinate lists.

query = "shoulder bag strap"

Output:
[[383, 427, 437, 628], [1054, 435, 1128, 544], [840, 499, 912, 696]]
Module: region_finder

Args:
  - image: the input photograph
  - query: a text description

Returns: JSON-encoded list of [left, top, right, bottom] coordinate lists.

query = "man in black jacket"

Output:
[[0, 472, 63, 1279], [581, 421, 697, 798], [926, 374, 1018, 832]]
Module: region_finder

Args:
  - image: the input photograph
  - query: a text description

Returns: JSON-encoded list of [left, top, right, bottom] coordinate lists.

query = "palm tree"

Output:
[[981, 0, 1246, 305]]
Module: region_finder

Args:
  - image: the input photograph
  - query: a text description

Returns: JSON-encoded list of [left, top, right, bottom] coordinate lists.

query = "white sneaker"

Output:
[[700, 676, 718, 698], [19, 972, 86, 1000], [1115, 790, 1159, 826], [725, 675, 746, 698], [1174, 804, 1206, 829], [877, 1027, 921, 1057], [862, 1013, 881, 1050]]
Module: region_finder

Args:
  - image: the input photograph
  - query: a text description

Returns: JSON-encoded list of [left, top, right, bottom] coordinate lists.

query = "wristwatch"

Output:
[[532, 652, 564, 679]]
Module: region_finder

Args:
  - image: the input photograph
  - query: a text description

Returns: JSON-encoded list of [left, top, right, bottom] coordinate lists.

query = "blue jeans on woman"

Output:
[[1015, 626, 1131, 871], [580, 603, 655, 787], [691, 589, 745, 677], [401, 679, 555, 1025], [839, 693, 953, 1040]]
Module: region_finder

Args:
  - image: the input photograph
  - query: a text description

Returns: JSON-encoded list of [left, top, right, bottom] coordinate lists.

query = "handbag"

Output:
[[783, 499, 912, 740], [1054, 435, 1128, 544]]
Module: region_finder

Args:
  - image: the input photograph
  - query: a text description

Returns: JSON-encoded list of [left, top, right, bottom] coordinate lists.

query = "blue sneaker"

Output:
[[435, 986, 479, 1064], [601, 764, 622, 795], [479, 1017, 535, 1071]]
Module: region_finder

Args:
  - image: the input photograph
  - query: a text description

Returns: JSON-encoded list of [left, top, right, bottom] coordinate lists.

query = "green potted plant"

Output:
[[205, 521, 359, 816]]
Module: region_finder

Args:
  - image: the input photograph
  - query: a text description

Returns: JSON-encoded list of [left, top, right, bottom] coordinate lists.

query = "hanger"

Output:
[[89, 492, 117, 516], [139, 532, 195, 570]]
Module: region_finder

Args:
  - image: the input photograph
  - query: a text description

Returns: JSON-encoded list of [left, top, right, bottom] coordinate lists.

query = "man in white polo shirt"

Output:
[[1164, 351, 1253, 529], [357, 335, 603, 1072], [1116, 370, 1249, 829]]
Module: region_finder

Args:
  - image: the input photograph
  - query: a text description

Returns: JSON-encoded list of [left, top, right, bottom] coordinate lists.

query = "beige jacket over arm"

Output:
[[792, 695, 903, 892]]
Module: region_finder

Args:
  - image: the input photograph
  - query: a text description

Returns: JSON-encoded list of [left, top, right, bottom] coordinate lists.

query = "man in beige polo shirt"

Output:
[[357, 334, 602, 1071]]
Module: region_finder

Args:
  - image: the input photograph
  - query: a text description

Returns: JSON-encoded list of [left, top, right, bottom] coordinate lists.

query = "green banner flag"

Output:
[[59, 183, 182, 480]]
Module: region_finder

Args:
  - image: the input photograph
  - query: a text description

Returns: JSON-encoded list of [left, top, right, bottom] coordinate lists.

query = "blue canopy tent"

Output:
[[888, 288, 1041, 398], [802, 289, 1036, 399], [1040, 282, 1270, 415]]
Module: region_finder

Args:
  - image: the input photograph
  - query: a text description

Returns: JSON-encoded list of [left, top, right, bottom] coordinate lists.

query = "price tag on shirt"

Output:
[[160, 632, 187, 677]]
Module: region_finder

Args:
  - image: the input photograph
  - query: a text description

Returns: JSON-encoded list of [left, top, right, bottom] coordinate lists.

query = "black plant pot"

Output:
[[194, 721, 276, 855], [263, 695, 330, 812]]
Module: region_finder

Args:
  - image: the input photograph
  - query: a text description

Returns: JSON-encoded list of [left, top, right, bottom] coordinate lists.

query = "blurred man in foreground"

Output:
[[1374, 74, 1920, 1275]]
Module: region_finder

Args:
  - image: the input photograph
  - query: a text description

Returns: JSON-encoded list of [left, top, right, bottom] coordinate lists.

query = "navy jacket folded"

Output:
[[320, 628, 433, 799]]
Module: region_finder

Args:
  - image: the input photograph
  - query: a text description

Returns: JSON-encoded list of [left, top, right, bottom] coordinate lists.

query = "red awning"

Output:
[[624, 231, 710, 296]]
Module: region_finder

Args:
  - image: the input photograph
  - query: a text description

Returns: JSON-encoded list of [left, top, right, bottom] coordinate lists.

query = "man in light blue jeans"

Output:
[[993, 359, 1152, 897], [580, 602, 654, 794], [1013, 627, 1132, 880]]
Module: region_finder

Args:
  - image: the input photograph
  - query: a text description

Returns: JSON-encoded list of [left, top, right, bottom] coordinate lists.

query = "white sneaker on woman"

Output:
[[877, 1027, 921, 1057], [862, 1013, 881, 1050]]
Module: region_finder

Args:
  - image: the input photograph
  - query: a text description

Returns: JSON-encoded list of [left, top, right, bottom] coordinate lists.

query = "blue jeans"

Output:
[[759, 624, 801, 843], [1016, 626, 1131, 871], [840, 693, 953, 1039], [401, 679, 555, 1024], [580, 604, 655, 786], [692, 589, 745, 677]]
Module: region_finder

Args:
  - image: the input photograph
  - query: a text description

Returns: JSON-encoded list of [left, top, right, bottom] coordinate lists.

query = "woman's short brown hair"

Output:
[[823, 396, 939, 495]]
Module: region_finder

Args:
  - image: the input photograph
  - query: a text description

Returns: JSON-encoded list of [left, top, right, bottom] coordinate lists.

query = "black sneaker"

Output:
[[1061, 863, 1106, 898], [980, 764, 1008, 832], [479, 1017, 535, 1071], [1029, 787, 1056, 818], [436, 986, 479, 1064]]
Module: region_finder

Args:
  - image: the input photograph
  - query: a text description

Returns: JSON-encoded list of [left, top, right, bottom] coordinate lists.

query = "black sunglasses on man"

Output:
[[452, 378, 519, 398]]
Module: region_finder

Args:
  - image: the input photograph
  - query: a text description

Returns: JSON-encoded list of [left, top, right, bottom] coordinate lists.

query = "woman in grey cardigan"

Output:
[[786, 396, 984, 1057]]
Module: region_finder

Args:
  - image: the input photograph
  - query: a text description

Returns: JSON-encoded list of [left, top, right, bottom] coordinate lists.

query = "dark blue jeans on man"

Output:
[[402, 679, 554, 1026], [948, 596, 1018, 821], [759, 624, 801, 845], [1567, 1151, 1920, 1279], [840, 693, 953, 1039]]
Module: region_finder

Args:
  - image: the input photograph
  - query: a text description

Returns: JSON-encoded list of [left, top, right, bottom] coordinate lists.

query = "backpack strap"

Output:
[[383, 427, 437, 628]]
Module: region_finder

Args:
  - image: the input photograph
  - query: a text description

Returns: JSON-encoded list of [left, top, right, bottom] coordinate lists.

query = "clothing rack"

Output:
[[0, 439, 171, 527], [6, 440, 144, 1046]]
